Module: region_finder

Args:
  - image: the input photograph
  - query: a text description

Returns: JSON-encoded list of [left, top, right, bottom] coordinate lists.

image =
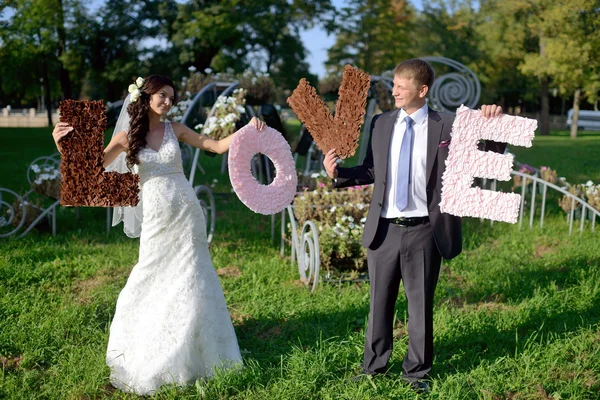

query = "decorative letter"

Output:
[[229, 125, 297, 215], [59, 100, 140, 207], [286, 65, 370, 159], [439, 105, 536, 223]]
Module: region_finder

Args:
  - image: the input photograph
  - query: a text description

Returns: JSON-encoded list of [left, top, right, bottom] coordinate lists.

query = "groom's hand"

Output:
[[481, 104, 503, 118], [324, 149, 339, 179]]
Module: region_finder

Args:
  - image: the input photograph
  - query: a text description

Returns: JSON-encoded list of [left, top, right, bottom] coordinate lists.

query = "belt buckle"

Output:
[[394, 217, 409, 227]]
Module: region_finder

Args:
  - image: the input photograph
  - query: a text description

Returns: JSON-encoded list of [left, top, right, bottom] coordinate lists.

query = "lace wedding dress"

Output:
[[106, 121, 242, 395]]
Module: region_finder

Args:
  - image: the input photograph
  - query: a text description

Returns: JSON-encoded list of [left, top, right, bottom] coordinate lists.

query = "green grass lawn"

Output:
[[1, 126, 599, 399], [509, 130, 600, 183]]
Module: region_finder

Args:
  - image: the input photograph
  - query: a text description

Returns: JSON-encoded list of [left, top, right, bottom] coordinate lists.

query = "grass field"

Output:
[[509, 130, 600, 184], [1, 125, 599, 399]]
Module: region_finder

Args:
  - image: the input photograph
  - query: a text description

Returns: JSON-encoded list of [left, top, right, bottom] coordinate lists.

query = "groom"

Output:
[[323, 59, 505, 392]]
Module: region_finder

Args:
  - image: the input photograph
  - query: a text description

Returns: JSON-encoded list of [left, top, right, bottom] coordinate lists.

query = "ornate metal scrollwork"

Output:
[[420, 56, 481, 114], [281, 205, 320, 292], [194, 185, 216, 245], [0, 188, 27, 238]]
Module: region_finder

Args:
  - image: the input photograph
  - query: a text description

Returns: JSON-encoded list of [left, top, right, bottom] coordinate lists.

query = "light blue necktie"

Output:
[[396, 115, 414, 211]]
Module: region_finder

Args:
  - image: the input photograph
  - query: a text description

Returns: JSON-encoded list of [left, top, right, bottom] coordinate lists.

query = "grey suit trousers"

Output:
[[363, 218, 442, 380]]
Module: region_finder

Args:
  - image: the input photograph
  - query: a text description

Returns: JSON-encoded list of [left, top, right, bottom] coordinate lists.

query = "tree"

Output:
[[416, 0, 481, 65], [326, 0, 417, 75], [239, 1, 331, 88], [518, 0, 600, 138], [166, 0, 246, 75], [56, 0, 72, 100], [66, 0, 172, 100], [475, 0, 551, 133], [0, 0, 334, 109], [165, 0, 332, 92], [0, 0, 69, 123], [0, 0, 162, 113]]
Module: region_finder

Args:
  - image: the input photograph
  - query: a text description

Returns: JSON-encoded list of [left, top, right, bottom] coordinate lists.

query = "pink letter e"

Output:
[[439, 105, 536, 223]]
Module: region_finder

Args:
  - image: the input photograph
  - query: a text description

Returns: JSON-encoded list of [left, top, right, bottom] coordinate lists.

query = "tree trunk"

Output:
[[539, 77, 550, 135], [41, 55, 53, 127], [570, 88, 581, 139], [194, 47, 220, 75], [56, 0, 72, 100]]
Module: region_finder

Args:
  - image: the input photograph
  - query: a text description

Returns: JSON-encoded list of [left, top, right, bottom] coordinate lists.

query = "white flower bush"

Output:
[[557, 178, 600, 214], [31, 164, 61, 199], [194, 89, 246, 140], [292, 171, 373, 272], [583, 181, 600, 210], [167, 96, 194, 123]]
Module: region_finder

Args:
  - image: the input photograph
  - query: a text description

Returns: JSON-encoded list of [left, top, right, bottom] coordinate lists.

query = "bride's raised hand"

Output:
[[249, 116, 265, 131], [52, 122, 73, 153]]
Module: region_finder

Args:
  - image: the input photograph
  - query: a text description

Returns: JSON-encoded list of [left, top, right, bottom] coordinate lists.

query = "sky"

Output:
[[299, 0, 345, 77]]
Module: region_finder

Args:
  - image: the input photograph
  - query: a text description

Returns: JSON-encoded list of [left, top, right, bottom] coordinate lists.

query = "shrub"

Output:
[[238, 71, 276, 105], [559, 180, 600, 213], [292, 172, 372, 273], [194, 89, 247, 140], [31, 164, 61, 200]]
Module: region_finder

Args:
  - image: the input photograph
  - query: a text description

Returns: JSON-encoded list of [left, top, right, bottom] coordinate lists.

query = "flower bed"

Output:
[[292, 172, 372, 273], [558, 180, 600, 215], [9, 197, 51, 233], [511, 163, 598, 218], [31, 164, 61, 199]]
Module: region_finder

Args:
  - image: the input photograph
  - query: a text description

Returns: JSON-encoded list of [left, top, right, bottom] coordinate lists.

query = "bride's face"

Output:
[[149, 85, 175, 116]]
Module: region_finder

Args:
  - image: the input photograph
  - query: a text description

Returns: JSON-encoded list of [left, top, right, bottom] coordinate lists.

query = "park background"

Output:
[[1, 0, 600, 399]]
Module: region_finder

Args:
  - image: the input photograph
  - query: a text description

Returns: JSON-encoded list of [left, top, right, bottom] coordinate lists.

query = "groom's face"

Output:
[[392, 75, 428, 111]]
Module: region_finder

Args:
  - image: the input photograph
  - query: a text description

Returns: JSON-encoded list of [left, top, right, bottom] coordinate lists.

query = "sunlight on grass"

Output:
[[1, 126, 599, 399]]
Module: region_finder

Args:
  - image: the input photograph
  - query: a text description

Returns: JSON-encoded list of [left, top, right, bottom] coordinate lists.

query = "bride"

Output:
[[51, 75, 264, 395]]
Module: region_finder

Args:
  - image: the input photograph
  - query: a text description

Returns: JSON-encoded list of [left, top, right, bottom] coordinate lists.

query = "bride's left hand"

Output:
[[250, 117, 265, 131]]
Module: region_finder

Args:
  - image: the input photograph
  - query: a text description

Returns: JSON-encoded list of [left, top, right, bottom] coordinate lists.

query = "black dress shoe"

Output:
[[408, 379, 430, 394]]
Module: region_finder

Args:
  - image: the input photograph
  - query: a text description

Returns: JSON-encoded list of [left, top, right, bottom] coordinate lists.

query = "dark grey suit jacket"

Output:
[[334, 108, 505, 260]]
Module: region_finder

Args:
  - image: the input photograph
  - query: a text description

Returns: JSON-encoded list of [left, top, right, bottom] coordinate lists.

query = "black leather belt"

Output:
[[383, 216, 429, 227]]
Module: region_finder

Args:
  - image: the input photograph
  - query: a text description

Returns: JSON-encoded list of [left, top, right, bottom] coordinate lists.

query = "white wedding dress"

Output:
[[106, 121, 242, 395]]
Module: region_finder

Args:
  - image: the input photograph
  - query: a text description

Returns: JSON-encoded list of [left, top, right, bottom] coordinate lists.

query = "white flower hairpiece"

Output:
[[128, 77, 145, 103]]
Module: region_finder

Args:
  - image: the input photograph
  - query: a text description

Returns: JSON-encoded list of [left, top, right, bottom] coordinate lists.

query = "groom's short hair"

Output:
[[393, 59, 435, 89]]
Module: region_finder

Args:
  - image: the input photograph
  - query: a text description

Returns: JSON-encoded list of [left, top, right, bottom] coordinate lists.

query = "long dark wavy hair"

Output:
[[126, 75, 178, 168]]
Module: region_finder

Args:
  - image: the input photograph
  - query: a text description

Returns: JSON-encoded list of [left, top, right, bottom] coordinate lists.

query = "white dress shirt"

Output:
[[381, 104, 429, 218]]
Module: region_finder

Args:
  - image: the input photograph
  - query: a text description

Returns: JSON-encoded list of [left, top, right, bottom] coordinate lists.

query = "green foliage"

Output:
[[324, 0, 600, 116], [293, 173, 371, 272], [161, 0, 330, 95], [326, 0, 417, 75], [169, 0, 242, 72], [238, 72, 277, 106], [238, 1, 328, 87], [473, 0, 600, 130], [0, 0, 65, 105], [417, 0, 481, 66], [317, 74, 341, 101], [516, 0, 600, 104], [0, 0, 332, 108]]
